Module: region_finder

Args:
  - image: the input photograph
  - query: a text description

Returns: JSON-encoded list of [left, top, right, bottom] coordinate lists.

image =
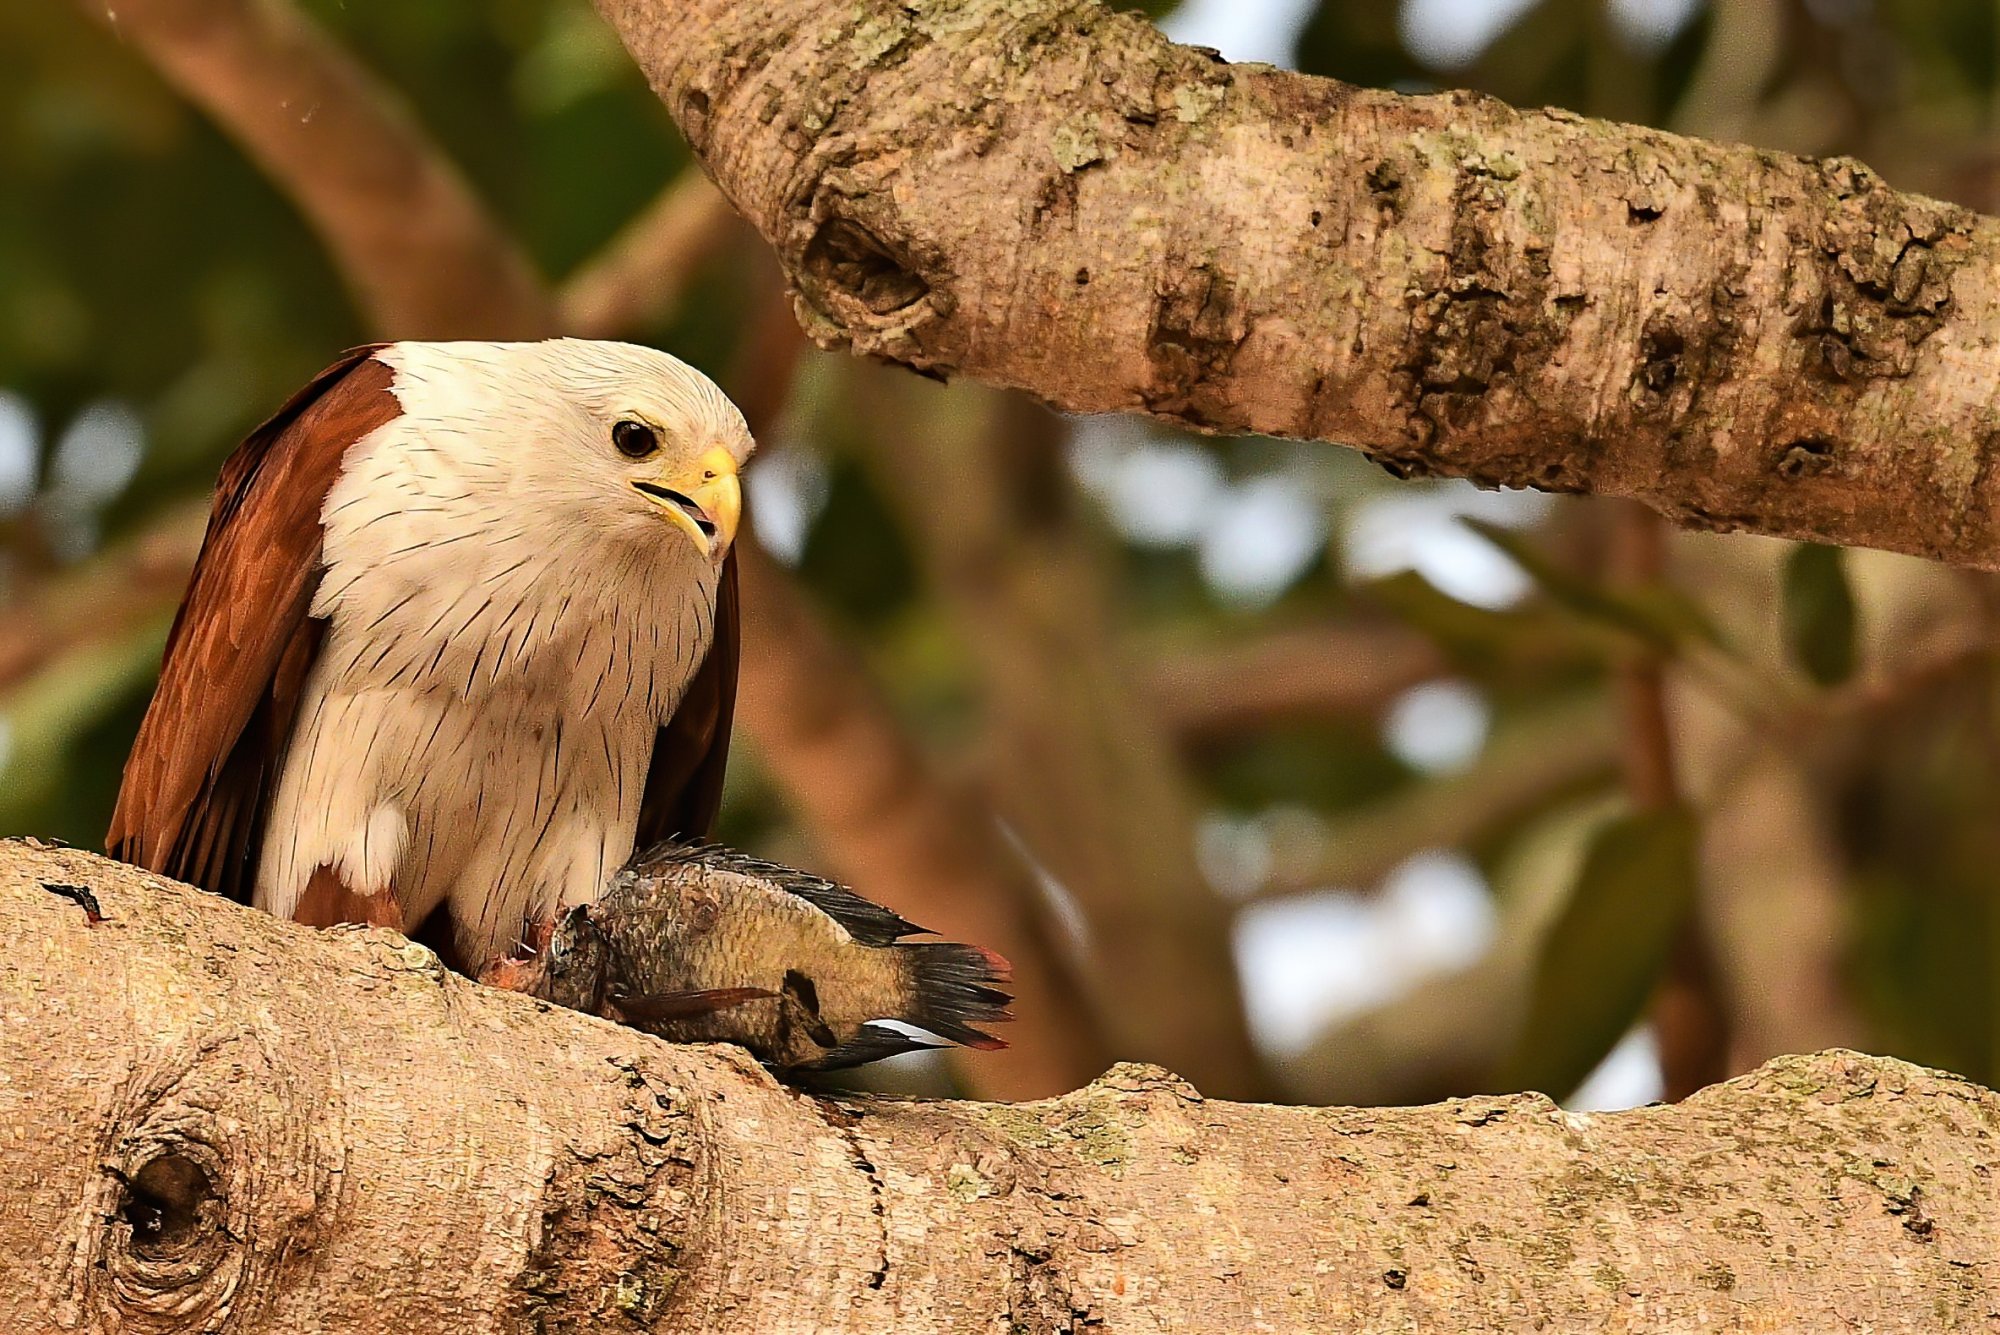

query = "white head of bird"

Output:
[[315, 340, 749, 697], [342, 338, 746, 564]]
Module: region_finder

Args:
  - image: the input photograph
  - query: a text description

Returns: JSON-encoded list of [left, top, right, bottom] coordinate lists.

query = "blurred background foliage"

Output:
[[5, 0, 1997, 1106]]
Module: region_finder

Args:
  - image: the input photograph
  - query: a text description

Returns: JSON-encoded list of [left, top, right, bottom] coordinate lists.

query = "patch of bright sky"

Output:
[[1399, 0, 1541, 69], [49, 400, 144, 505], [1231, 841, 1667, 1108], [1072, 422, 1552, 610], [744, 444, 831, 565], [1403, 0, 1701, 68], [1198, 808, 1277, 900], [1605, 0, 1705, 53], [1159, 0, 1320, 66], [1344, 480, 1552, 608], [1568, 1025, 1665, 1110], [39, 399, 145, 562], [1067, 419, 1326, 606], [0, 392, 37, 515], [1071, 422, 1225, 548], [1198, 475, 1327, 608], [1384, 679, 1491, 774], [1232, 851, 1497, 1056]]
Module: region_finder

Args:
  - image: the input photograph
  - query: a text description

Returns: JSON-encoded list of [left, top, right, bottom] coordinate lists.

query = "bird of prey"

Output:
[[107, 339, 749, 975]]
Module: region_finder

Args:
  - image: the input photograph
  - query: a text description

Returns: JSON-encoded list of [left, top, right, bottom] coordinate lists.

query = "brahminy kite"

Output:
[[107, 339, 748, 974]]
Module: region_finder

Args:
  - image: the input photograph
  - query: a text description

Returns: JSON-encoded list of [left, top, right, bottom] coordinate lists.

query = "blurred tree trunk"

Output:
[[852, 377, 1268, 1099], [1607, 503, 1731, 1100], [12, 842, 2000, 1333], [597, 0, 2000, 571]]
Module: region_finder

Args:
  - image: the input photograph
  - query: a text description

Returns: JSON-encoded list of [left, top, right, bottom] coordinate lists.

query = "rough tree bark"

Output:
[[7, 841, 1998, 1332], [596, 0, 2000, 569]]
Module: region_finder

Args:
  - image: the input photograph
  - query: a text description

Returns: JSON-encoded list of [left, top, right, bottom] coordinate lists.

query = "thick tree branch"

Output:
[[7, 842, 1997, 1332], [596, 0, 2000, 568]]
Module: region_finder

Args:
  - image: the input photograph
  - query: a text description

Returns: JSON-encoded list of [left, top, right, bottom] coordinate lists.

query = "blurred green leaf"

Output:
[[1496, 805, 1699, 1098], [1840, 668, 2000, 1085], [1207, 721, 1410, 815], [0, 620, 167, 846], [796, 457, 920, 629], [1781, 543, 1858, 687], [1460, 517, 1729, 655], [1361, 569, 1580, 665]]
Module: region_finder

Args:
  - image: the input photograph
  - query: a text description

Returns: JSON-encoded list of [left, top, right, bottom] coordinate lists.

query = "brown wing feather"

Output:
[[106, 346, 400, 902], [635, 548, 740, 845]]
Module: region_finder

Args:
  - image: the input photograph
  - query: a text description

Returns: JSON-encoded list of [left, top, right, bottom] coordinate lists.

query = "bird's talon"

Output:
[[478, 955, 542, 992]]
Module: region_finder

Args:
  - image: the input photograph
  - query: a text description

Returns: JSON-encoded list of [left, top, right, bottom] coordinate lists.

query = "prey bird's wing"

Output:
[[645, 843, 927, 945], [106, 346, 398, 902], [635, 546, 739, 845]]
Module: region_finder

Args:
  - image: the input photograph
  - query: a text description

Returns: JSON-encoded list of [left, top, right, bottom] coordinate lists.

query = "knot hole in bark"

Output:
[[74, 1030, 340, 1327], [1640, 325, 1685, 394], [679, 86, 712, 150], [100, 1127, 243, 1324], [801, 219, 930, 318], [1779, 437, 1837, 478], [120, 1151, 220, 1259]]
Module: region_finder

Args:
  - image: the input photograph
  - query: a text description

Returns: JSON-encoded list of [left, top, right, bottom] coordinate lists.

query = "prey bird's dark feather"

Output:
[[626, 841, 927, 946]]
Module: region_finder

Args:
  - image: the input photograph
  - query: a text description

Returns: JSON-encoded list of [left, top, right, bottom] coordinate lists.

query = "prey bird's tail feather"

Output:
[[806, 1025, 949, 1070], [901, 943, 1013, 1050]]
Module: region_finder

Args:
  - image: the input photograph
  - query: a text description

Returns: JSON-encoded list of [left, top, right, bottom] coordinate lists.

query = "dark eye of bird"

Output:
[[613, 420, 659, 458]]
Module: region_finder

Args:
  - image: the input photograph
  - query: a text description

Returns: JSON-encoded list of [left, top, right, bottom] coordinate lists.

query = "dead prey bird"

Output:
[[516, 842, 1013, 1073]]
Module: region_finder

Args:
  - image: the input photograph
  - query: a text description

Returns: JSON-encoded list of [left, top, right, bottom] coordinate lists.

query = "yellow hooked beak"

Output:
[[632, 447, 741, 561]]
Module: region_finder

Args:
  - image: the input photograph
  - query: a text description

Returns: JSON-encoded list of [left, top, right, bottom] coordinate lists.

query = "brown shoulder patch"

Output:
[[107, 346, 401, 902]]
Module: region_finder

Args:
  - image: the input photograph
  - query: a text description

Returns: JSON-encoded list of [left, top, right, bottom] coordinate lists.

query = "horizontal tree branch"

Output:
[[596, 0, 2000, 568], [1145, 622, 1448, 743], [6, 841, 1996, 1331]]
